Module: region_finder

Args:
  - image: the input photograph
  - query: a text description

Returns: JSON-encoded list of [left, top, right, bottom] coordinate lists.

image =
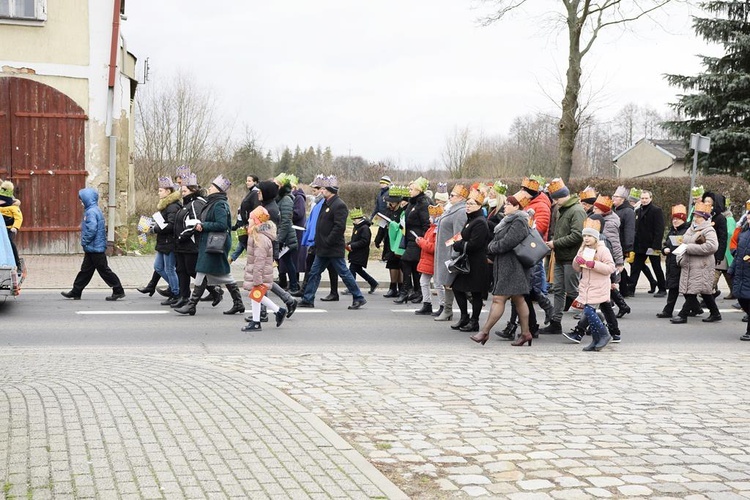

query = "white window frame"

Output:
[[0, 0, 47, 23]]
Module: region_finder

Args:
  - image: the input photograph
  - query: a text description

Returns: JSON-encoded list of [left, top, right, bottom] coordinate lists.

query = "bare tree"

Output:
[[479, 0, 673, 182], [134, 72, 233, 190], [442, 126, 474, 178]]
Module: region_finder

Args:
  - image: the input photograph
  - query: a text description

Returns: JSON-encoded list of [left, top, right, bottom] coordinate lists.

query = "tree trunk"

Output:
[[558, 7, 582, 183]]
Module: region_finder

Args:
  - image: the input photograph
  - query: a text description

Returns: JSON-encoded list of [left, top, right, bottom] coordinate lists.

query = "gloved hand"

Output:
[[10, 228, 16, 234], [626, 251, 635, 264], [574, 255, 586, 266], [716, 258, 722, 266], [585, 260, 596, 269]]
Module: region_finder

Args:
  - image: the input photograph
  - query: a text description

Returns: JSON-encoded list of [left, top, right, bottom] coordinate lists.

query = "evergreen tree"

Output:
[[664, 0, 750, 177]]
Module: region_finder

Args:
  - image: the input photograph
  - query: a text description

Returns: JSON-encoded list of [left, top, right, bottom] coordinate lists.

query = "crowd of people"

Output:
[[21, 165, 748, 344]]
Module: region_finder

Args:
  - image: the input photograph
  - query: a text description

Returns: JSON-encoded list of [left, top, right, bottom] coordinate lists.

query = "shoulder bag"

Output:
[[512, 228, 550, 268], [205, 231, 228, 254], [445, 247, 470, 274]]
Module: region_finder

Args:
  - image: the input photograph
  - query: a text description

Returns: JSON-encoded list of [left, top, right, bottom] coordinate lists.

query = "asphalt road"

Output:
[[3, 289, 746, 354]]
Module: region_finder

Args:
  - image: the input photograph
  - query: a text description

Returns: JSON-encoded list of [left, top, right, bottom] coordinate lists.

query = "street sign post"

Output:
[[689, 133, 711, 208]]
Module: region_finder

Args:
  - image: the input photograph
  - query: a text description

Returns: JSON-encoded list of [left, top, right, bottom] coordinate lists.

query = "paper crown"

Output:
[[274, 172, 299, 188], [0, 180, 13, 197], [211, 174, 231, 192], [579, 186, 598, 202], [511, 190, 532, 208], [175, 165, 191, 179], [249, 206, 270, 224], [158, 176, 174, 189], [428, 204, 444, 217], [745, 199, 750, 211], [614, 185, 629, 198], [470, 182, 487, 193], [380, 175, 392, 185], [694, 201, 712, 216], [349, 207, 365, 219], [184, 172, 198, 187], [452, 184, 469, 199], [436, 182, 448, 194], [672, 204, 687, 220], [593, 195, 613, 212], [493, 181, 508, 195], [411, 176, 429, 193], [629, 187, 642, 200], [468, 190, 485, 205], [310, 174, 325, 188], [548, 178, 568, 198], [691, 185, 705, 198], [388, 186, 410, 199], [321, 175, 339, 189], [521, 176, 541, 192], [583, 218, 601, 232]]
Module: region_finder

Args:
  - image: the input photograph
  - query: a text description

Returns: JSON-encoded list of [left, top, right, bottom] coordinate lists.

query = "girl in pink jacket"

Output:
[[242, 206, 286, 331], [573, 219, 616, 351]]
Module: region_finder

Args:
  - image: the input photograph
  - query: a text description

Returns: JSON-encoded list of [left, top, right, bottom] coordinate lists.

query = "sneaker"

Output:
[[562, 331, 583, 343], [611, 334, 621, 343]]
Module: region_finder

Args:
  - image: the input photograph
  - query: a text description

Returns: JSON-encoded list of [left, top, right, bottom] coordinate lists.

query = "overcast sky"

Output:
[[123, 1, 711, 168]]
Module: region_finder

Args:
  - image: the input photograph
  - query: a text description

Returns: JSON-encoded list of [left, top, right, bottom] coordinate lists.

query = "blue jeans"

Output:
[[154, 251, 179, 296], [303, 255, 363, 303]]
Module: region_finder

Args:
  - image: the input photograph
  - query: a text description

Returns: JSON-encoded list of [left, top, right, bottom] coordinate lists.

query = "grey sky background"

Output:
[[124, 1, 711, 168]]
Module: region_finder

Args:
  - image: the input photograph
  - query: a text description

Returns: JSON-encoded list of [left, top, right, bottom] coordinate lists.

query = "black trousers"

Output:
[[629, 254, 665, 291], [739, 298, 750, 335], [175, 252, 198, 298], [349, 263, 378, 287], [662, 288, 680, 315], [454, 290, 483, 321], [72, 252, 123, 295], [400, 260, 420, 294], [678, 293, 719, 318]]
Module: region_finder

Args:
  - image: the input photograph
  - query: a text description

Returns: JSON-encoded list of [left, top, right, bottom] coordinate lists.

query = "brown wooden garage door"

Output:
[[0, 77, 88, 254]]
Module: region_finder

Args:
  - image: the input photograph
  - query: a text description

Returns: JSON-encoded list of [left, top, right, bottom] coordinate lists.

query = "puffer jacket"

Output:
[[526, 192, 551, 241], [347, 218, 372, 267], [277, 193, 298, 251], [729, 222, 750, 299], [243, 221, 277, 290], [416, 224, 437, 275], [678, 219, 718, 295], [153, 190, 182, 253], [401, 192, 431, 263], [572, 240, 615, 305], [174, 191, 206, 253], [552, 195, 586, 263], [79, 188, 107, 253]]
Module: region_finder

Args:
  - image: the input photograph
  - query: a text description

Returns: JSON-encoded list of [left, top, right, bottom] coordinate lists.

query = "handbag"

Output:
[[445, 247, 470, 274], [512, 228, 550, 268], [205, 231, 228, 254]]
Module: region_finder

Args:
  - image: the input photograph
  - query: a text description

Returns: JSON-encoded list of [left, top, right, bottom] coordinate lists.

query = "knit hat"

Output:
[[579, 186, 598, 204], [310, 174, 325, 188], [613, 185, 629, 199], [593, 195, 613, 213], [628, 188, 641, 204], [693, 201, 712, 220], [672, 204, 687, 221], [0, 180, 13, 197], [380, 175, 392, 186], [411, 176, 429, 193], [691, 185, 705, 198], [211, 174, 231, 193], [548, 178, 570, 199], [249, 206, 270, 225], [184, 172, 198, 187], [434, 182, 449, 202], [349, 207, 365, 220], [158, 176, 174, 189], [582, 218, 601, 239], [175, 165, 191, 180], [428, 205, 444, 218]]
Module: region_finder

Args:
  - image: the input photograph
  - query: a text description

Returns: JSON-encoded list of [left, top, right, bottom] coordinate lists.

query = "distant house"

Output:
[[0, 0, 137, 254], [612, 138, 689, 179]]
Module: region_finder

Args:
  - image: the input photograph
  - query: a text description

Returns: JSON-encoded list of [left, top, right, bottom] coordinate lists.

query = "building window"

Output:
[[0, 0, 46, 21]]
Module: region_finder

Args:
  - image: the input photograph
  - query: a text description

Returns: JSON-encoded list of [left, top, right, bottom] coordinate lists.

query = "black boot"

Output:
[[431, 305, 444, 317], [408, 292, 423, 304], [200, 286, 223, 306], [459, 318, 480, 332], [223, 283, 245, 315], [137, 272, 160, 296], [383, 284, 398, 298], [175, 280, 207, 316], [450, 314, 470, 330], [414, 302, 433, 315], [161, 294, 179, 306], [538, 320, 562, 335], [611, 289, 631, 318], [171, 296, 189, 309], [393, 289, 410, 304], [494, 321, 517, 340], [563, 296, 575, 312]]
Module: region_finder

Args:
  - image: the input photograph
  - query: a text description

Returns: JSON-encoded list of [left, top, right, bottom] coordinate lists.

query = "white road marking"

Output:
[[76, 311, 171, 315]]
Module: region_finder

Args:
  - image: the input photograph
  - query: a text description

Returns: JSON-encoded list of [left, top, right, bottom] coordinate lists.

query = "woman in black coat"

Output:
[[394, 180, 431, 304], [152, 179, 182, 304], [702, 192, 728, 296], [449, 192, 489, 333], [657, 205, 689, 318]]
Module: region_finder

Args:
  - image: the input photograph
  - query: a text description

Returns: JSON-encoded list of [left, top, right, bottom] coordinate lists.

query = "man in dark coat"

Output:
[[229, 174, 259, 263], [612, 185, 636, 296], [298, 176, 366, 309], [630, 190, 667, 297]]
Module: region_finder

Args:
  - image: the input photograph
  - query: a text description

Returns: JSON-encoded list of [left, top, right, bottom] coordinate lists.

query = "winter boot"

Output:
[[450, 314, 470, 330], [431, 305, 444, 317], [611, 288, 631, 317], [435, 289, 454, 321], [494, 321, 517, 340], [241, 321, 262, 332], [200, 286, 224, 306], [223, 283, 246, 315], [383, 283, 398, 298], [174, 279, 207, 316], [538, 320, 562, 335], [414, 302, 433, 315], [171, 296, 189, 309], [393, 286, 411, 304], [137, 272, 161, 296]]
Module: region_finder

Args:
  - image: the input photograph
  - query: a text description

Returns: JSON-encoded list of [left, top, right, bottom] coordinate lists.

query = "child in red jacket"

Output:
[[415, 205, 443, 316]]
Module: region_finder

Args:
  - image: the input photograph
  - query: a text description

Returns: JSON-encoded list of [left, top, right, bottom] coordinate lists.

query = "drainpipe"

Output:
[[106, 0, 122, 249]]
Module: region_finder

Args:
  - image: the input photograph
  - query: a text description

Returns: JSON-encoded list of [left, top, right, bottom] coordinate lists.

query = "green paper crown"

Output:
[[492, 181, 508, 195], [349, 208, 364, 219], [691, 185, 705, 197], [390, 185, 410, 198], [411, 176, 429, 193], [274, 172, 298, 188], [529, 175, 546, 186], [629, 187, 642, 199]]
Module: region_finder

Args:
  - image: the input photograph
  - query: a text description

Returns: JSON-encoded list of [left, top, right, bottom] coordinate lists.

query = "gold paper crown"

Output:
[[548, 178, 566, 194], [593, 195, 613, 211], [428, 205, 444, 217], [579, 186, 598, 201], [694, 201, 712, 215], [746, 199, 750, 211], [453, 184, 469, 199], [349, 208, 364, 219], [468, 190, 485, 205], [521, 177, 540, 192], [583, 218, 601, 232], [672, 204, 687, 217], [512, 190, 532, 208]]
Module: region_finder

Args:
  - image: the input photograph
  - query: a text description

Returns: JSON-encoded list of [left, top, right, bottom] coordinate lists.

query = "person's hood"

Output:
[[560, 194, 580, 209], [256, 221, 277, 241], [157, 189, 182, 211], [354, 218, 372, 228], [258, 180, 279, 203], [79, 188, 98, 209], [703, 191, 725, 215]]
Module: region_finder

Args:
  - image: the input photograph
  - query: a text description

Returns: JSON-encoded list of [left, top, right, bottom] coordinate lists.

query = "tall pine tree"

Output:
[[664, 1, 750, 177]]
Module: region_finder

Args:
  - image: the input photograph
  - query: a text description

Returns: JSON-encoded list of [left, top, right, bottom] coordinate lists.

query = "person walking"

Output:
[[470, 193, 534, 346], [346, 208, 379, 294], [151, 176, 182, 305], [728, 209, 750, 341], [393, 177, 431, 304], [670, 201, 722, 324], [229, 174, 259, 263], [630, 190, 667, 297], [61, 188, 125, 301], [433, 184, 469, 322], [297, 176, 367, 309], [612, 186, 636, 297], [414, 204, 441, 316], [656, 204, 689, 319], [274, 173, 300, 293]]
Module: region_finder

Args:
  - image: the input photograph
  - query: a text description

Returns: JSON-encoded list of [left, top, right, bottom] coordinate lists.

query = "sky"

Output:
[[123, 1, 713, 169]]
